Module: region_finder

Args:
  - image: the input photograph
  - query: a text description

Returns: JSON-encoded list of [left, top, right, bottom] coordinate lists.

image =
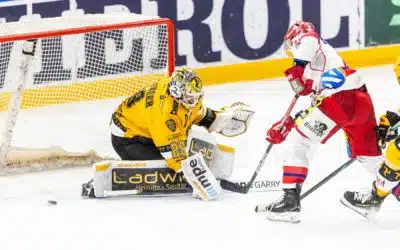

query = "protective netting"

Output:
[[0, 14, 174, 172], [0, 14, 173, 109]]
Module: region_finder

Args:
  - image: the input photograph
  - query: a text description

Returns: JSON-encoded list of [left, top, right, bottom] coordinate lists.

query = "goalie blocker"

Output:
[[82, 128, 234, 198]]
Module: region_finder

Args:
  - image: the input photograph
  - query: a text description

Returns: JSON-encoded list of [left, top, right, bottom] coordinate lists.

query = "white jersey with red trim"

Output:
[[291, 33, 364, 96]]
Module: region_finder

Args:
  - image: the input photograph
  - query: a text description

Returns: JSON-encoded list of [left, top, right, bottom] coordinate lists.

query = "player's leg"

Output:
[[264, 130, 313, 223], [341, 138, 400, 218], [319, 87, 383, 175], [82, 135, 164, 197], [111, 134, 164, 160], [265, 105, 340, 223], [84, 130, 233, 199], [339, 88, 382, 173], [338, 90, 391, 218], [339, 128, 384, 218]]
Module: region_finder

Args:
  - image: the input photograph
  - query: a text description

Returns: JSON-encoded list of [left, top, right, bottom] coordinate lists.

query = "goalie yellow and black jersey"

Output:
[[111, 77, 207, 172]]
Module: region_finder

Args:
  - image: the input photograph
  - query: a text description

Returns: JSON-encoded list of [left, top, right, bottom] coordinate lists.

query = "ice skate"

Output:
[[81, 179, 96, 198], [265, 184, 302, 223], [340, 182, 386, 219]]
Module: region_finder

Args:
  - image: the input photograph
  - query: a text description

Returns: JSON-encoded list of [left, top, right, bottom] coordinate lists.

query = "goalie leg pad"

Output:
[[212, 144, 235, 179], [187, 128, 235, 179], [92, 160, 190, 198], [182, 153, 221, 200]]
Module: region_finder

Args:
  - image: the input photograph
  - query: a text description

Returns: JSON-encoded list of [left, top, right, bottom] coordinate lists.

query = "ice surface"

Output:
[[0, 65, 399, 250]]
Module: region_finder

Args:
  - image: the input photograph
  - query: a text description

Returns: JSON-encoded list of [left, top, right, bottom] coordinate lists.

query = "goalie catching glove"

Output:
[[208, 102, 255, 137]]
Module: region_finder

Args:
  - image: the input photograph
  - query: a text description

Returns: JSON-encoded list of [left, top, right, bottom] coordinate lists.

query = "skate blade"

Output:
[[340, 196, 376, 219], [266, 211, 300, 223], [254, 204, 268, 213]]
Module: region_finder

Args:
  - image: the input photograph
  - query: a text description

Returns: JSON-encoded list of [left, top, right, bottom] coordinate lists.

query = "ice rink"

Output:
[[0, 65, 399, 250]]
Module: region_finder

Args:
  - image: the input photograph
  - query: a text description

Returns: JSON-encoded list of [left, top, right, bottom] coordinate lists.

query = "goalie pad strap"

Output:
[[197, 108, 216, 128]]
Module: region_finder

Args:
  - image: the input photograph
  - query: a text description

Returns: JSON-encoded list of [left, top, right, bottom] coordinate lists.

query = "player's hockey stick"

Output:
[[299, 157, 356, 200], [220, 94, 299, 194], [255, 157, 356, 212], [255, 122, 400, 212]]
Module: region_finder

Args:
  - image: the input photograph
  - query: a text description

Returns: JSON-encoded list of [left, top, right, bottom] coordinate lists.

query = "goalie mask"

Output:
[[168, 68, 203, 108]]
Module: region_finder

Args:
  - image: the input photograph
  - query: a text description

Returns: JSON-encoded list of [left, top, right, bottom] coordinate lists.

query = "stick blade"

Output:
[[220, 179, 249, 194]]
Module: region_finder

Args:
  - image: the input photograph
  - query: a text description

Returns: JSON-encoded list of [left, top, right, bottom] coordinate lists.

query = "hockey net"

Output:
[[0, 14, 175, 174]]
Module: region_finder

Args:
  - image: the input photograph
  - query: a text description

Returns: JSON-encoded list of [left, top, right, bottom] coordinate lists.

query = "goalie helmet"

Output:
[[168, 68, 203, 108], [283, 21, 317, 57]]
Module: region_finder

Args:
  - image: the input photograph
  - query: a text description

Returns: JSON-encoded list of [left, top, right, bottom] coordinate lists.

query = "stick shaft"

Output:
[[220, 95, 299, 193]]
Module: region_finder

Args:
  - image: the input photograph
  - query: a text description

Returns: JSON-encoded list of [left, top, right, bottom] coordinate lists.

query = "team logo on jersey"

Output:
[[166, 119, 177, 132], [304, 120, 328, 137]]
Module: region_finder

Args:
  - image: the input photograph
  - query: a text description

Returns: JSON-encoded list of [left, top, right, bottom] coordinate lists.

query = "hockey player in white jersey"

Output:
[[261, 21, 383, 222]]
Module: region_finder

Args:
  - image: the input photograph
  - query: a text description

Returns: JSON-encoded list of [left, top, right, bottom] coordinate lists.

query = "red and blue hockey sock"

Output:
[[282, 166, 308, 188]]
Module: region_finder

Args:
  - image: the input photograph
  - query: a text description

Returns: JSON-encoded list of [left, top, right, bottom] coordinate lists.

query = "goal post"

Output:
[[0, 14, 175, 174]]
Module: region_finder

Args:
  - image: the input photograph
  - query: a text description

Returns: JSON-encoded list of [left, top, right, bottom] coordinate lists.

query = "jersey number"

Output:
[[170, 140, 187, 160]]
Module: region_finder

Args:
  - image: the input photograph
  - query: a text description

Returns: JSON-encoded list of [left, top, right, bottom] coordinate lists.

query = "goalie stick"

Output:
[[220, 94, 299, 194], [254, 121, 400, 212]]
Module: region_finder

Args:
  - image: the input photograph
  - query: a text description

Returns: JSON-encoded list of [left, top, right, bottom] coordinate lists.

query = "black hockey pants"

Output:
[[111, 134, 164, 161]]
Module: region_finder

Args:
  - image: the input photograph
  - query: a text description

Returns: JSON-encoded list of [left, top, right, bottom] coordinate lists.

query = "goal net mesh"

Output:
[[0, 14, 174, 174]]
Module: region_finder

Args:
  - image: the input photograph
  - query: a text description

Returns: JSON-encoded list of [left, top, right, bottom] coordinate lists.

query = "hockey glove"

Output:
[[284, 65, 313, 96], [377, 111, 400, 147], [208, 102, 255, 137], [266, 116, 295, 144]]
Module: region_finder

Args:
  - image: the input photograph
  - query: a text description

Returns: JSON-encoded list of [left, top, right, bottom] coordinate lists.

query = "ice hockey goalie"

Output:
[[81, 68, 254, 200]]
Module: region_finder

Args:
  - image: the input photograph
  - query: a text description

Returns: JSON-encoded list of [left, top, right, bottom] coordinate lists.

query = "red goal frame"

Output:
[[0, 17, 175, 76]]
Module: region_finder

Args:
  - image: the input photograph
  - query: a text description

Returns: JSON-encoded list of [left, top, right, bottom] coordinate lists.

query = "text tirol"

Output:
[[0, 0, 350, 68]]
